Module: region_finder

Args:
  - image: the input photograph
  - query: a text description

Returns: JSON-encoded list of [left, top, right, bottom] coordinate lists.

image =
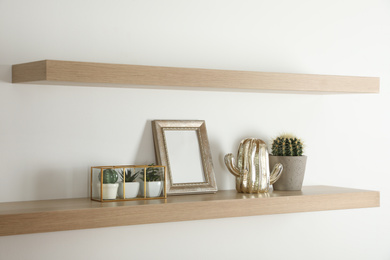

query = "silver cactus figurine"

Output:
[[224, 138, 283, 193]]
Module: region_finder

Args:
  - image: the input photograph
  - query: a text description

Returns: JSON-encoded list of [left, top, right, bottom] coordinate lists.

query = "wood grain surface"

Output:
[[12, 60, 380, 93], [0, 186, 380, 236]]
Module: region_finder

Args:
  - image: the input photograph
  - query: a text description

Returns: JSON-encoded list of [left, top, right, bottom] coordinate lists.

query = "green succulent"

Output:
[[117, 168, 139, 183], [137, 164, 162, 182], [98, 169, 118, 183], [271, 134, 304, 156]]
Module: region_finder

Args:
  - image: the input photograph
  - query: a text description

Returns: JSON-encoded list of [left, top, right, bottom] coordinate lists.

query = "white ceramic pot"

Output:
[[118, 182, 140, 199], [139, 181, 163, 198], [96, 183, 119, 200]]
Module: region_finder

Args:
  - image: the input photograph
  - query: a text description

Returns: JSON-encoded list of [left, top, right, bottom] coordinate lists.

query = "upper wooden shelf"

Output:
[[12, 60, 379, 93], [0, 186, 379, 236]]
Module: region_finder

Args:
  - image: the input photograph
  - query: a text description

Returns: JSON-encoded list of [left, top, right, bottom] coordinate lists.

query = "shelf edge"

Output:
[[0, 186, 380, 236], [12, 60, 380, 93]]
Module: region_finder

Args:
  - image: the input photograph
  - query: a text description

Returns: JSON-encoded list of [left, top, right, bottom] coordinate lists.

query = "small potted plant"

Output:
[[117, 168, 140, 199], [269, 134, 307, 191], [97, 169, 119, 200], [138, 164, 164, 198]]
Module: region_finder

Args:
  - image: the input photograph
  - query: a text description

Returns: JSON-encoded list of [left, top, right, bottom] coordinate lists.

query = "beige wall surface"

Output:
[[0, 0, 389, 259]]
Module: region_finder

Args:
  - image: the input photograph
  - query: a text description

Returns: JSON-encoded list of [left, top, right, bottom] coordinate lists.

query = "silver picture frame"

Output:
[[152, 120, 217, 195]]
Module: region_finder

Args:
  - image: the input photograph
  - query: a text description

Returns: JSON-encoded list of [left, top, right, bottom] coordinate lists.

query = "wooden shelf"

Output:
[[12, 60, 379, 93], [0, 186, 379, 236]]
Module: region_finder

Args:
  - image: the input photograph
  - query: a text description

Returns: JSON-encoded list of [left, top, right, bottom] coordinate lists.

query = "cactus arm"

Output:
[[269, 163, 283, 185], [224, 153, 241, 177]]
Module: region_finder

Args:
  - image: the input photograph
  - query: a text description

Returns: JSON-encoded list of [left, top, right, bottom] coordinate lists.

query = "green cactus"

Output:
[[271, 134, 303, 156], [98, 169, 118, 183], [136, 164, 162, 182]]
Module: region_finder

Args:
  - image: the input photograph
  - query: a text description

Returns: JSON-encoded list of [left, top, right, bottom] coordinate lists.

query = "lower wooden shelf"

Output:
[[0, 185, 379, 236]]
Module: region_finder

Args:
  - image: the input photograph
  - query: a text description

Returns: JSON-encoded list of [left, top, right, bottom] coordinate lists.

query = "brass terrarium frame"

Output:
[[91, 165, 167, 202]]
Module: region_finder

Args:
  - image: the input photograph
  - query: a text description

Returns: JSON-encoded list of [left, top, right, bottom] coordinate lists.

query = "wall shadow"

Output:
[[134, 120, 156, 165], [0, 65, 12, 83], [33, 169, 67, 199]]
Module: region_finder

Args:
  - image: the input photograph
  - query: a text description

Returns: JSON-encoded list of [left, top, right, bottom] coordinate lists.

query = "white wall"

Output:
[[1, 0, 389, 259]]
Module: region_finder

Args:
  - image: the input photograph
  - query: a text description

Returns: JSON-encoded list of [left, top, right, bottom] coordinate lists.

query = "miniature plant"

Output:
[[99, 169, 118, 183], [137, 164, 162, 182], [117, 168, 139, 183], [271, 134, 304, 156]]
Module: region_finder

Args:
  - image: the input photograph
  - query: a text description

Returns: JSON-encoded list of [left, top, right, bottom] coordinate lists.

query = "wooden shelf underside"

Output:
[[12, 60, 379, 93], [0, 186, 379, 236]]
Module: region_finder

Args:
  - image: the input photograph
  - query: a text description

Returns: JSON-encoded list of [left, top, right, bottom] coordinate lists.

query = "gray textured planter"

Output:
[[269, 155, 307, 191]]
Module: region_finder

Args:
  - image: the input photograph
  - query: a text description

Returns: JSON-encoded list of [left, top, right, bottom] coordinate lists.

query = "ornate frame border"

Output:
[[152, 120, 217, 195]]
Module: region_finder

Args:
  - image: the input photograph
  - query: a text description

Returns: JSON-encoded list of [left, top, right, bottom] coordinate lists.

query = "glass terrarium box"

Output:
[[91, 165, 167, 202]]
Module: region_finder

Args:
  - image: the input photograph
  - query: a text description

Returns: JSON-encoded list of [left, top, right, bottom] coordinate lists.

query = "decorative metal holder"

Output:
[[91, 165, 167, 202]]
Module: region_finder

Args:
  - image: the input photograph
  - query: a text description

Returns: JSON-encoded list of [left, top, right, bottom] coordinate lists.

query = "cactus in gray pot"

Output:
[[270, 134, 306, 191], [271, 134, 303, 156]]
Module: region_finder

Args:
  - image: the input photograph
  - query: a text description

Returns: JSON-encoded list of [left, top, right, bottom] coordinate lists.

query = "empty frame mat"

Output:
[[164, 130, 205, 184]]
